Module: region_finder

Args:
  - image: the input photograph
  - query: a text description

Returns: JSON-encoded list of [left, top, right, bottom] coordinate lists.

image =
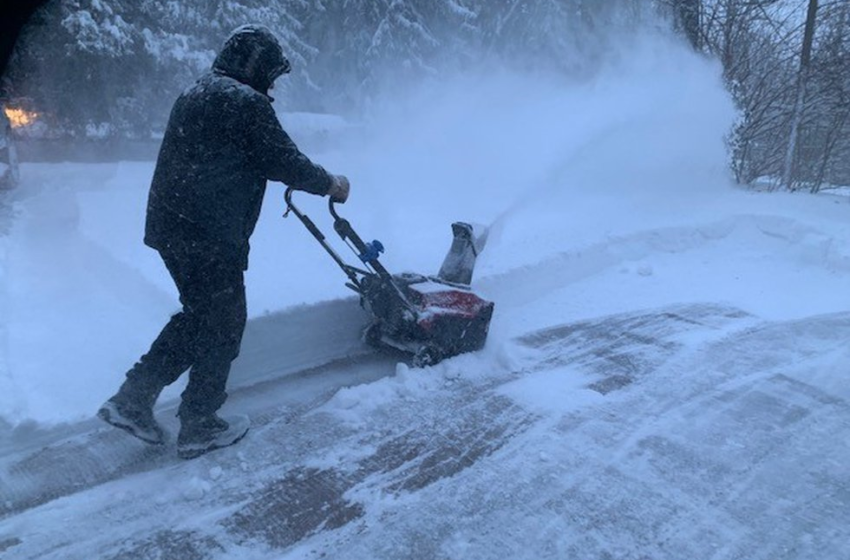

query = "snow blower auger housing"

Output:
[[284, 188, 494, 367]]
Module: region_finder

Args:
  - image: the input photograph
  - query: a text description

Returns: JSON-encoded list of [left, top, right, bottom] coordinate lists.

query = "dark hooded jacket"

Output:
[[144, 25, 333, 269]]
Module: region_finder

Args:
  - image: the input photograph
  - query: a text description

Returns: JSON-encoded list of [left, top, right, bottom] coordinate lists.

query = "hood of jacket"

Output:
[[212, 24, 291, 95]]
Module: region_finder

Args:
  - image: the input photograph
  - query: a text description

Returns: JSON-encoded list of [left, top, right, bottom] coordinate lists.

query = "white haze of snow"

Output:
[[2, 31, 850, 428]]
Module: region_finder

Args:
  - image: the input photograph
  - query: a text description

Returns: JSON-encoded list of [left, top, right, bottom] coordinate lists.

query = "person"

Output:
[[97, 24, 350, 460]]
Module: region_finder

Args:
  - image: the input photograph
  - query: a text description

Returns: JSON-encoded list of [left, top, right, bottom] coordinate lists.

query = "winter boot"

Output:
[[97, 380, 166, 445], [177, 413, 249, 460]]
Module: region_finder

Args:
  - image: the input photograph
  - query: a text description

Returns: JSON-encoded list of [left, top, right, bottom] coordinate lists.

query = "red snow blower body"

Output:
[[284, 188, 494, 366]]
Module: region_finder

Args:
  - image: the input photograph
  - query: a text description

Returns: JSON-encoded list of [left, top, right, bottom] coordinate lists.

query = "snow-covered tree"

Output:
[[6, 0, 847, 191]]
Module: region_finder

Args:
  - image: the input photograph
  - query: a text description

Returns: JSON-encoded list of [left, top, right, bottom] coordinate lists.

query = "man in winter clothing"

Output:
[[98, 24, 349, 459]]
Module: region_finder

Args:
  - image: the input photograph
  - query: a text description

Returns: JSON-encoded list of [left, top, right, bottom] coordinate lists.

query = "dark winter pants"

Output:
[[126, 248, 247, 419]]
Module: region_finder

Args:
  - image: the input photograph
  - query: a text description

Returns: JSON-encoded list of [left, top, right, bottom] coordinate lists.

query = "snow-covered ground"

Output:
[[2, 33, 850, 559]]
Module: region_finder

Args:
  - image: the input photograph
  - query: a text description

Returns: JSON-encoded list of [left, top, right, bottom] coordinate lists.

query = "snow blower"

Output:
[[284, 188, 494, 367]]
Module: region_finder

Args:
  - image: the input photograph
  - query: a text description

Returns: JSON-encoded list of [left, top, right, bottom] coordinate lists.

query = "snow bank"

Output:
[[0, 164, 176, 423]]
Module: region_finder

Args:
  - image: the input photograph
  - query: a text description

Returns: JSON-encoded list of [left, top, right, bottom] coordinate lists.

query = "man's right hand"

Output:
[[328, 175, 350, 203]]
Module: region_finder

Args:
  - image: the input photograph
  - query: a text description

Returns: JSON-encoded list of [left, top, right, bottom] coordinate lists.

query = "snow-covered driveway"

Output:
[[2, 300, 849, 559]]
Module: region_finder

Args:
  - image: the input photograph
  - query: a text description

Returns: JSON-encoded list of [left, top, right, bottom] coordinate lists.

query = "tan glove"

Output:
[[328, 174, 350, 203]]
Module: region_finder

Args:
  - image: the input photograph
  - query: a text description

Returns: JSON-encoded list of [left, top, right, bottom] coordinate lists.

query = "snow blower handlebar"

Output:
[[283, 187, 368, 291], [283, 188, 412, 311]]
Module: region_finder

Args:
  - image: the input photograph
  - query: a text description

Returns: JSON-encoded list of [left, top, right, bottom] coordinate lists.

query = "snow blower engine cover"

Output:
[[360, 271, 494, 366]]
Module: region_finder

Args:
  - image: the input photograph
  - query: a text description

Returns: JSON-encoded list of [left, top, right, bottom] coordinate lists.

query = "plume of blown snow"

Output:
[[323, 29, 737, 274]]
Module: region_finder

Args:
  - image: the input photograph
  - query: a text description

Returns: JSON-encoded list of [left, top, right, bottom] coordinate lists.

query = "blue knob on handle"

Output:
[[360, 240, 385, 263]]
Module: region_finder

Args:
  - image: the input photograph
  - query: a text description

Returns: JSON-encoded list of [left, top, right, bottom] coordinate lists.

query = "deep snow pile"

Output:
[[1, 31, 850, 430]]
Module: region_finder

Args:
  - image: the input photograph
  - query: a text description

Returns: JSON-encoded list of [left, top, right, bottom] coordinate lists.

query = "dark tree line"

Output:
[[2, 0, 848, 188], [3, 0, 649, 140]]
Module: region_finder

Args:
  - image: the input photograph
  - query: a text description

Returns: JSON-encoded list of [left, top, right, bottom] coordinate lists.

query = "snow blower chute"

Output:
[[284, 188, 494, 367]]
